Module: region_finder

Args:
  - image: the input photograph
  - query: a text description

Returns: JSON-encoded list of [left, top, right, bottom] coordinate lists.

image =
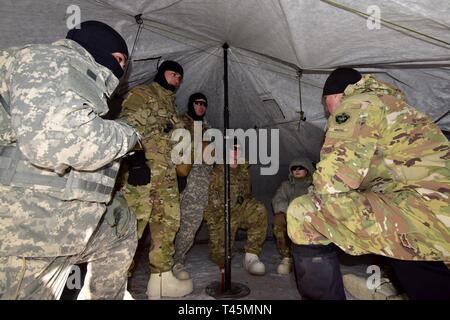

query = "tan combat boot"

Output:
[[343, 273, 407, 300], [243, 253, 266, 276], [277, 257, 293, 275], [146, 271, 193, 300], [172, 263, 191, 280]]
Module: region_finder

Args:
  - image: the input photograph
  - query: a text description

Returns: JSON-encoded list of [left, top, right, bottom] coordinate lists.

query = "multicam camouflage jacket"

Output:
[[120, 82, 184, 161], [208, 163, 253, 208], [314, 74, 450, 197], [288, 75, 450, 261]]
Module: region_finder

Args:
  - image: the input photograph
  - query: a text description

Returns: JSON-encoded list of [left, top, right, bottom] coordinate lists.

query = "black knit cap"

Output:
[[187, 92, 207, 121], [154, 60, 184, 92], [66, 20, 128, 79], [322, 68, 362, 96]]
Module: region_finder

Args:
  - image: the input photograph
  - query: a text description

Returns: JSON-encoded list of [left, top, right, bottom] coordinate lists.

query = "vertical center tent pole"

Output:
[[222, 42, 232, 291], [205, 44, 249, 299]]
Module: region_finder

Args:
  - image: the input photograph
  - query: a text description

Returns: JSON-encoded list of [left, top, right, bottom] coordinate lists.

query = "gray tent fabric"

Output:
[[1, 0, 449, 208]]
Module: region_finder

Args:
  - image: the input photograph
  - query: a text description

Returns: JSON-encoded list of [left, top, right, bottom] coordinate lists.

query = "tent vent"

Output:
[[259, 92, 285, 120]]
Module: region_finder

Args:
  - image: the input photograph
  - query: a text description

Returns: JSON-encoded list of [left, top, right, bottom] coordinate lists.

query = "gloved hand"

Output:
[[236, 196, 244, 205], [177, 175, 188, 193], [163, 122, 174, 133], [105, 193, 134, 238], [127, 150, 151, 186]]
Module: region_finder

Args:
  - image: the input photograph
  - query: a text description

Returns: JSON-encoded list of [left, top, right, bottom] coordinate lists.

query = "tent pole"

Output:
[[205, 43, 250, 299], [296, 69, 306, 130], [124, 14, 144, 81], [117, 14, 144, 97], [434, 109, 450, 124], [222, 42, 232, 291]]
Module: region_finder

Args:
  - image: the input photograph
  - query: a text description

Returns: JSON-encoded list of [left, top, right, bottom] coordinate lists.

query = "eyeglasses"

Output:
[[194, 100, 207, 107]]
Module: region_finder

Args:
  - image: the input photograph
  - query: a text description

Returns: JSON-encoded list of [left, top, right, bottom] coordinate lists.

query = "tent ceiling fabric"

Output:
[[1, 0, 449, 167]]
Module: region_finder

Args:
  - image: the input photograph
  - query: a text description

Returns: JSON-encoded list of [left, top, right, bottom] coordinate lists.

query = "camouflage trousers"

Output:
[[272, 212, 291, 258], [123, 152, 180, 273], [287, 189, 450, 262], [0, 208, 137, 300], [174, 164, 212, 265], [204, 198, 268, 266]]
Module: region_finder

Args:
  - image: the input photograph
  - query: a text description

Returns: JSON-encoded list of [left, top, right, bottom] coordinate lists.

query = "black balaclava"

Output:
[[322, 68, 362, 96], [66, 20, 128, 80], [154, 60, 184, 92], [187, 92, 207, 121]]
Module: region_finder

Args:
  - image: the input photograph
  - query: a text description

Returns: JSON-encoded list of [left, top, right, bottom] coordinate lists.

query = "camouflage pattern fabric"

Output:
[[0, 37, 138, 267], [176, 114, 210, 177], [272, 158, 315, 214], [0, 197, 137, 299], [174, 114, 212, 264], [120, 82, 184, 273], [174, 163, 212, 264], [272, 213, 290, 258], [272, 158, 314, 258], [204, 164, 268, 266], [287, 75, 450, 262], [0, 40, 138, 299], [180, 113, 210, 136]]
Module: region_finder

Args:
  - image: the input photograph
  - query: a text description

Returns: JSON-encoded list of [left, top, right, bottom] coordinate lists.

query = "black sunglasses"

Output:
[[194, 100, 207, 107]]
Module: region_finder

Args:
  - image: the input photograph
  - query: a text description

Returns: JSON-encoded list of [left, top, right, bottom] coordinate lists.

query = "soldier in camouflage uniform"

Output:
[[271, 158, 314, 275], [0, 21, 139, 299], [119, 60, 193, 299], [287, 68, 450, 300], [173, 93, 213, 280], [204, 141, 268, 276]]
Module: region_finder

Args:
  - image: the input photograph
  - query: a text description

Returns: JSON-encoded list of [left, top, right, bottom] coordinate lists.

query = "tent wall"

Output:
[[1, 0, 449, 215]]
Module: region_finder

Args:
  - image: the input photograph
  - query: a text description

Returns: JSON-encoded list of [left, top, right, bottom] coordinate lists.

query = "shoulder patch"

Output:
[[335, 112, 350, 124], [132, 87, 150, 98]]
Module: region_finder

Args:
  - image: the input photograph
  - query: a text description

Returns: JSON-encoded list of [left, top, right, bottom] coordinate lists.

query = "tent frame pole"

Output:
[[205, 43, 250, 299], [222, 42, 232, 291]]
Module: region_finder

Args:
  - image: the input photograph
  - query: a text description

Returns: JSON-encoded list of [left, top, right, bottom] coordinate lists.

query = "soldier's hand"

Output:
[[236, 196, 244, 205], [105, 193, 133, 238], [163, 122, 174, 133], [127, 150, 151, 186]]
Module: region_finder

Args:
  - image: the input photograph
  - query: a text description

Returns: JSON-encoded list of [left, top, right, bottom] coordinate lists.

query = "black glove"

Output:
[[236, 196, 244, 205], [126, 150, 151, 186], [163, 122, 174, 133], [177, 176, 187, 193], [105, 193, 133, 238]]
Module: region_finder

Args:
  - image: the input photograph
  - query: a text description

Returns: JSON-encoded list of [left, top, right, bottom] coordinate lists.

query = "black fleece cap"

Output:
[[66, 20, 128, 79], [157, 60, 184, 77], [322, 68, 362, 96], [187, 92, 207, 121], [154, 60, 184, 92]]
